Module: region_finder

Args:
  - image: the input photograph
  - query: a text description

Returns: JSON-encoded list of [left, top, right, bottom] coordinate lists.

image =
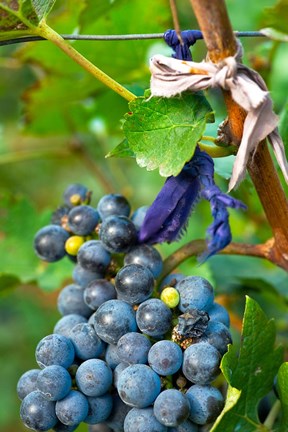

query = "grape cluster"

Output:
[[17, 184, 232, 432]]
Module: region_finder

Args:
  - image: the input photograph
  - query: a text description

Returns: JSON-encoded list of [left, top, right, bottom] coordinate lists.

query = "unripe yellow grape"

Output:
[[69, 193, 82, 205], [160, 287, 180, 308], [65, 235, 85, 256]]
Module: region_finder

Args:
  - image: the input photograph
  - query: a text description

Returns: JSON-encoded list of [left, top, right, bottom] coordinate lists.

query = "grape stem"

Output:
[[36, 21, 136, 102], [159, 238, 278, 283], [263, 399, 281, 429], [197, 142, 236, 157]]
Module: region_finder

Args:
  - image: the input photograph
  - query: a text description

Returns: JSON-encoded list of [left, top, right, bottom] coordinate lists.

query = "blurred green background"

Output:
[[0, 0, 287, 430]]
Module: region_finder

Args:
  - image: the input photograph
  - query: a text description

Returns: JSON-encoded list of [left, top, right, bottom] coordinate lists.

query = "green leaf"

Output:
[[263, 0, 288, 34], [79, 0, 127, 29], [278, 362, 288, 430], [31, 0, 56, 20], [211, 296, 283, 432], [0, 0, 56, 39], [279, 102, 288, 146], [0, 274, 20, 295], [261, 27, 288, 42], [123, 91, 214, 177], [106, 138, 135, 159]]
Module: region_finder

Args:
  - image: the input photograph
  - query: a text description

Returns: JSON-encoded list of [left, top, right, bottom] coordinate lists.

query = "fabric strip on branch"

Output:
[[139, 146, 246, 259], [164, 29, 202, 60], [139, 31, 246, 258], [149, 42, 288, 191]]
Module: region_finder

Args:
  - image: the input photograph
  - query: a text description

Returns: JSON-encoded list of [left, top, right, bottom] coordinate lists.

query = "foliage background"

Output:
[[0, 0, 287, 430]]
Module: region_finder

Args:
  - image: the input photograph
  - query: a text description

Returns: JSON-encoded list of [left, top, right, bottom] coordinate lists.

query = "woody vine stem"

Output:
[[189, 0, 288, 271], [29, 7, 288, 271]]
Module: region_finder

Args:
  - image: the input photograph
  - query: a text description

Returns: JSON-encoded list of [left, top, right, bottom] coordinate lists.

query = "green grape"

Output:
[[160, 287, 180, 308]]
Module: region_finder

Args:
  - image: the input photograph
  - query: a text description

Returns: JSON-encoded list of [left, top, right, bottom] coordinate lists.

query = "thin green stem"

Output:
[[201, 135, 217, 143], [36, 22, 136, 102], [263, 399, 281, 430], [198, 142, 236, 157]]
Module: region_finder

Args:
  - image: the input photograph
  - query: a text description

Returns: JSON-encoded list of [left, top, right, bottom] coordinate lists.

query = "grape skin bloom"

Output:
[[153, 389, 190, 427], [117, 364, 161, 408], [148, 340, 183, 376], [182, 342, 221, 384]]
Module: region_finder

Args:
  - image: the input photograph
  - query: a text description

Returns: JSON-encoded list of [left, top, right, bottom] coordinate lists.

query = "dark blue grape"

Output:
[[136, 299, 172, 337], [117, 332, 151, 364], [52, 421, 79, 432], [35, 334, 75, 369], [57, 283, 92, 318], [54, 314, 87, 337], [94, 299, 137, 345], [77, 240, 111, 273], [115, 264, 154, 305], [84, 279, 117, 310], [76, 359, 113, 397], [63, 184, 89, 207], [182, 342, 221, 385], [148, 340, 183, 376], [55, 390, 89, 426], [85, 393, 113, 424], [131, 206, 149, 231], [200, 320, 232, 356], [176, 277, 214, 313], [207, 302, 230, 328], [34, 225, 70, 262], [53, 422, 79, 432], [17, 369, 40, 400], [37, 365, 71, 401], [20, 390, 57, 431], [113, 362, 129, 388], [117, 364, 161, 408], [153, 389, 190, 427], [124, 407, 168, 432], [67, 205, 99, 235], [106, 394, 132, 432], [69, 323, 104, 360], [72, 264, 103, 288], [186, 384, 224, 425], [105, 343, 122, 369], [97, 194, 131, 219], [169, 419, 198, 431], [160, 273, 185, 291], [51, 206, 70, 226], [99, 215, 137, 253], [124, 244, 163, 278]]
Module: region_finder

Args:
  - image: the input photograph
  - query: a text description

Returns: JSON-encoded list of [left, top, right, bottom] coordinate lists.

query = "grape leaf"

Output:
[[211, 296, 283, 432], [106, 138, 135, 159], [123, 91, 214, 177], [0, 0, 56, 39], [277, 362, 288, 431], [263, 0, 288, 34], [0, 274, 20, 295], [79, 0, 127, 29]]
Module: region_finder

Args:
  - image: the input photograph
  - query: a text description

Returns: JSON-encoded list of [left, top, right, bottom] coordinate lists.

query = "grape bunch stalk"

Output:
[[17, 184, 233, 432]]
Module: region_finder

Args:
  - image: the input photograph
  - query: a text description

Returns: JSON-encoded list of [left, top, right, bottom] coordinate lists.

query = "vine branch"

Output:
[[189, 0, 288, 271], [160, 239, 276, 283]]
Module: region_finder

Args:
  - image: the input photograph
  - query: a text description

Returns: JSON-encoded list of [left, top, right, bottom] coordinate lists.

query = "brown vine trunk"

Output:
[[189, 0, 288, 271]]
